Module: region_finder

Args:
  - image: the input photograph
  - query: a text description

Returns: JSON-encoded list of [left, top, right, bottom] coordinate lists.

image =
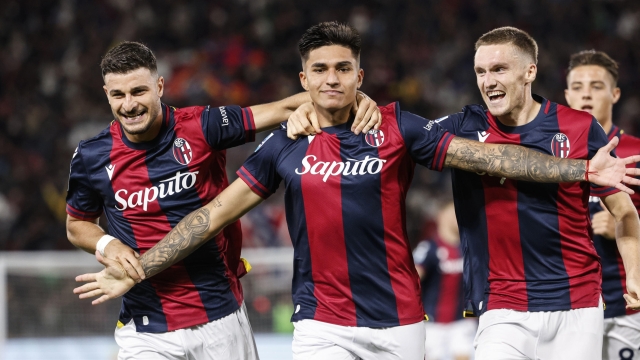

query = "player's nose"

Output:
[[122, 94, 138, 111], [326, 68, 339, 85]]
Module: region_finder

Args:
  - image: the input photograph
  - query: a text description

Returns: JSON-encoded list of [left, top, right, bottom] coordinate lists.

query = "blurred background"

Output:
[[0, 0, 639, 359]]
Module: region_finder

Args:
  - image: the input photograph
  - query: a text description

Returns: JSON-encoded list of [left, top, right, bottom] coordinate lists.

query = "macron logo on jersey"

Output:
[[114, 171, 199, 211], [295, 155, 387, 182], [478, 131, 490, 143], [106, 164, 116, 180]]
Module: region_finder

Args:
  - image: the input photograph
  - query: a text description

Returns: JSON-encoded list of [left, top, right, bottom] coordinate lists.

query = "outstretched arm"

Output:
[[444, 136, 640, 193], [601, 192, 640, 310], [74, 179, 264, 304]]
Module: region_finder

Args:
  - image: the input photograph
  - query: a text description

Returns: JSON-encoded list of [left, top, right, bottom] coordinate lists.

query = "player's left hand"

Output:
[[624, 277, 640, 311], [73, 251, 136, 305], [588, 137, 640, 194], [287, 102, 320, 140], [351, 91, 381, 135]]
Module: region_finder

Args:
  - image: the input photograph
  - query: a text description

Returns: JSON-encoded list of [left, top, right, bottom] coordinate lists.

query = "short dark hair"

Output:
[[100, 41, 157, 78], [475, 26, 538, 65], [567, 50, 619, 85], [298, 21, 361, 64]]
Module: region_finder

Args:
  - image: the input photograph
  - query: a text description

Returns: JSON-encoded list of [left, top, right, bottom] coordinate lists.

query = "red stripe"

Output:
[[66, 204, 101, 220], [556, 106, 601, 308], [432, 133, 454, 171], [109, 126, 209, 330], [434, 240, 461, 323], [243, 107, 256, 142], [301, 132, 357, 325], [238, 166, 271, 197], [544, 99, 551, 114], [377, 109, 424, 325]]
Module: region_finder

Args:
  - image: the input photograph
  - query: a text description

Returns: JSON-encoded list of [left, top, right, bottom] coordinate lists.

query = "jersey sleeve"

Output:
[[430, 112, 464, 135], [588, 118, 620, 197], [201, 105, 256, 150], [397, 110, 455, 171], [236, 132, 284, 199], [65, 146, 103, 220]]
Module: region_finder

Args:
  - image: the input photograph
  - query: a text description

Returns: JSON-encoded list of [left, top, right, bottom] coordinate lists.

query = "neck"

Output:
[[315, 103, 354, 128], [599, 117, 613, 134], [496, 88, 541, 127]]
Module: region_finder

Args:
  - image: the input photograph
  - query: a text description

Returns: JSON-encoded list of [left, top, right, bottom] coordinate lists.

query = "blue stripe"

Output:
[[339, 134, 398, 327]]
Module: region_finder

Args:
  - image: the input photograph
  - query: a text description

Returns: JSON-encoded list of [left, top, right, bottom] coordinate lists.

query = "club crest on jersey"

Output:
[[173, 138, 193, 165], [365, 129, 385, 147], [550, 133, 570, 158]]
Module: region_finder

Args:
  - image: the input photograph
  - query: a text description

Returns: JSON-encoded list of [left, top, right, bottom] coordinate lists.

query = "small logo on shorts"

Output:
[[173, 138, 193, 165], [551, 133, 570, 158], [365, 129, 385, 147]]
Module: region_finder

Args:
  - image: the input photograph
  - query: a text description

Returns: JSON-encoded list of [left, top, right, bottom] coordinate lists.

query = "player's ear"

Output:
[[157, 76, 164, 97], [299, 71, 309, 91], [612, 87, 621, 105], [525, 63, 537, 83], [357, 68, 364, 89]]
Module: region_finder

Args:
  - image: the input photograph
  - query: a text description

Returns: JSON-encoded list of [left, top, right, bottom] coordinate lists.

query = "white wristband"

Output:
[[96, 235, 116, 257]]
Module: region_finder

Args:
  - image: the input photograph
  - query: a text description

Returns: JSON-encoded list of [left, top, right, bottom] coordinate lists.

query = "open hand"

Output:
[[73, 251, 136, 305]]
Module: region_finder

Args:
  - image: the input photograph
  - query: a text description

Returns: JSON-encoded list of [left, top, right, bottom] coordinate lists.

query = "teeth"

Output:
[[487, 91, 504, 97]]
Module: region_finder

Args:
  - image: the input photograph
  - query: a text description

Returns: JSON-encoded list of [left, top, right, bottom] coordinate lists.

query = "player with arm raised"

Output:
[[75, 23, 640, 360], [65, 40, 380, 360], [565, 49, 640, 360]]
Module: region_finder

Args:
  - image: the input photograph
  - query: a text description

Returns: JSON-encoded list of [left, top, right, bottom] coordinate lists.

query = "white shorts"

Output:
[[115, 302, 259, 360], [474, 302, 604, 360], [292, 319, 425, 360], [603, 311, 640, 360], [425, 318, 477, 360]]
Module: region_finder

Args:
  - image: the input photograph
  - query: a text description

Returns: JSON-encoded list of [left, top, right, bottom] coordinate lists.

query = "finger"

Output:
[[286, 121, 297, 140], [623, 174, 640, 185], [351, 100, 364, 132], [598, 199, 607, 211], [297, 111, 317, 135], [373, 108, 382, 130], [601, 136, 619, 153], [75, 273, 98, 283], [310, 111, 321, 134], [615, 182, 634, 195], [73, 281, 99, 294], [286, 119, 302, 140], [92, 295, 112, 305], [79, 288, 104, 300], [124, 256, 146, 281], [120, 259, 141, 282], [355, 103, 378, 135], [622, 155, 640, 166]]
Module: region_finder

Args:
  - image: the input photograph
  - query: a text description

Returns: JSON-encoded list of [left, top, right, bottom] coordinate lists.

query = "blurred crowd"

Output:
[[0, 0, 638, 251]]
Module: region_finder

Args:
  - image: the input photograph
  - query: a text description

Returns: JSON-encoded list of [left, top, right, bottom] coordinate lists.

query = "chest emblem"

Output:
[[173, 138, 193, 165], [550, 133, 570, 158], [365, 129, 385, 147]]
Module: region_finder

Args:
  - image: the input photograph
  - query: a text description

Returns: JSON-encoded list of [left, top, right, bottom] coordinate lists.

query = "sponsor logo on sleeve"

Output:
[[219, 106, 229, 126], [255, 133, 274, 152]]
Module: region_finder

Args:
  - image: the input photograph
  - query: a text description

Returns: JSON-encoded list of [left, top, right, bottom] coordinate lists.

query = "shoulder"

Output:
[[172, 105, 207, 123], [620, 131, 640, 145], [254, 125, 295, 151], [554, 102, 594, 124], [76, 124, 115, 154]]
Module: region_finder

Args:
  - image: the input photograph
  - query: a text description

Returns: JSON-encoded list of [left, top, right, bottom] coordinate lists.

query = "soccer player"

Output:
[[65, 40, 381, 360], [433, 27, 640, 360], [413, 202, 476, 360], [565, 50, 640, 360], [74, 23, 640, 360]]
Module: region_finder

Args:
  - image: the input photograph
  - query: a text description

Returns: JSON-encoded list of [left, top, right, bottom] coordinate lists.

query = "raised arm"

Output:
[[74, 179, 264, 304], [444, 136, 640, 193], [250, 92, 312, 132], [601, 192, 640, 310]]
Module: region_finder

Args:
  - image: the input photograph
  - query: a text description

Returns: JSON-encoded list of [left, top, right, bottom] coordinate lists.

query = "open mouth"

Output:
[[581, 105, 593, 113], [120, 110, 147, 122], [487, 90, 506, 102]]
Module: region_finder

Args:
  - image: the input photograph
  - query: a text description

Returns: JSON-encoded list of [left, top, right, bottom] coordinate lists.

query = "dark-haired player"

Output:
[[74, 24, 640, 360], [65, 41, 380, 360], [434, 27, 640, 360], [565, 49, 640, 360]]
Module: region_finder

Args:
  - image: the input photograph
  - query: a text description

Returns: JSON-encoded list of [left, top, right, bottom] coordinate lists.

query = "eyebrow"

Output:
[[310, 60, 354, 67], [109, 85, 149, 96], [570, 80, 606, 85]]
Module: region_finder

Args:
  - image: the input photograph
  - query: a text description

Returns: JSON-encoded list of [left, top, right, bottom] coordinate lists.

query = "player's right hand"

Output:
[[287, 102, 321, 140], [103, 239, 145, 282], [74, 251, 136, 305], [591, 209, 616, 240]]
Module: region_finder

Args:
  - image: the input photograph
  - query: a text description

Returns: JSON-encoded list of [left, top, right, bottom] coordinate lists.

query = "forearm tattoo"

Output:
[[445, 138, 586, 182], [141, 207, 211, 278]]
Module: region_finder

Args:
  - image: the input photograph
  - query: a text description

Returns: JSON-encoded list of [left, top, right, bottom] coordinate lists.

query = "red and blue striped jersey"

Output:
[[412, 238, 464, 323], [589, 125, 640, 318], [66, 104, 255, 333], [238, 102, 454, 327], [437, 95, 616, 315]]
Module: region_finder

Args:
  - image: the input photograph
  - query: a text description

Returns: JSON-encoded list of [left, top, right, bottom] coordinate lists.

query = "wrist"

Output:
[[96, 235, 116, 257]]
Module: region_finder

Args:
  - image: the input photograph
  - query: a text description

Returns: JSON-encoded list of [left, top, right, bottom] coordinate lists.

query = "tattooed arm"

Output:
[[445, 136, 640, 193], [73, 179, 264, 304]]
